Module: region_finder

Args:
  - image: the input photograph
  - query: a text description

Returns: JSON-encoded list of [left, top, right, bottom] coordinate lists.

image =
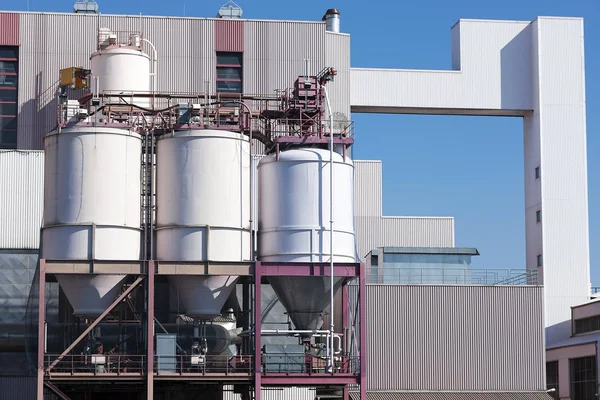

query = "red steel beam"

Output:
[[47, 276, 144, 372]]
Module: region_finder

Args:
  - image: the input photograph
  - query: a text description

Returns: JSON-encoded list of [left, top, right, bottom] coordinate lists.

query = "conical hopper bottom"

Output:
[[268, 276, 345, 330], [169, 275, 238, 320], [56, 274, 127, 318]]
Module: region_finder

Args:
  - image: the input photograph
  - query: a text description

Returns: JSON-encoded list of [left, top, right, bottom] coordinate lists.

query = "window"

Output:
[[537, 254, 543, 267], [546, 361, 559, 400], [574, 316, 600, 335], [535, 166, 541, 179], [216, 52, 242, 93], [570, 356, 597, 400], [536, 210, 542, 223], [0, 46, 18, 149]]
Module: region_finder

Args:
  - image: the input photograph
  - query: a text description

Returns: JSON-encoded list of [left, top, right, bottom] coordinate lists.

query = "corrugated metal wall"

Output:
[[364, 285, 545, 391], [532, 17, 590, 344], [0, 151, 44, 249], [0, 13, 19, 46], [353, 161, 455, 259], [243, 20, 325, 96], [17, 13, 216, 149], [223, 386, 315, 400], [0, 376, 58, 400], [380, 216, 454, 247], [350, 20, 532, 114], [325, 32, 351, 119]]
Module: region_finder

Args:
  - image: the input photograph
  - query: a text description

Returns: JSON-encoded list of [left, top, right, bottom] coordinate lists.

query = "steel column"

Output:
[[147, 260, 155, 399], [359, 263, 366, 400], [254, 262, 261, 400], [37, 259, 46, 400]]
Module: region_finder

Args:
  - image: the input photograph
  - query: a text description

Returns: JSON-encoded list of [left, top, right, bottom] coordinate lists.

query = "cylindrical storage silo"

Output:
[[42, 126, 142, 317], [257, 148, 356, 330], [90, 47, 151, 108], [258, 148, 355, 262], [156, 129, 250, 319]]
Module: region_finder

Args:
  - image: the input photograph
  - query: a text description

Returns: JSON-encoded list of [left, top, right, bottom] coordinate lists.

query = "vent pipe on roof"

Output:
[[73, 0, 99, 14], [322, 9, 340, 33], [217, 0, 243, 18]]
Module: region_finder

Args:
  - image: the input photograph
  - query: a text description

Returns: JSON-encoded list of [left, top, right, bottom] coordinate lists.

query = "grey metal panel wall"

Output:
[[354, 160, 382, 217], [365, 285, 545, 391], [0, 151, 44, 249], [17, 12, 216, 149], [380, 216, 455, 247], [243, 20, 325, 95], [325, 32, 351, 119], [354, 160, 382, 259], [222, 385, 315, 400]]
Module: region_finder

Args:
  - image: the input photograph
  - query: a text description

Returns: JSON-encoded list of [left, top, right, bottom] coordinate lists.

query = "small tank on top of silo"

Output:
[[156, 129, 250, 319], [90, 28, 151, 108], [42, 126, 142, 317], [257, 148, 356, 330]]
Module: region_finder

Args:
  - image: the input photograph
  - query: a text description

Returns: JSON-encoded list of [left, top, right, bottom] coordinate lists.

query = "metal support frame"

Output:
[[254, 261, 262, 400], [37, 259, 46, 400], [147, 260, 155, 399], [256, 262, 366, 399], [47, 275, 144, 372]]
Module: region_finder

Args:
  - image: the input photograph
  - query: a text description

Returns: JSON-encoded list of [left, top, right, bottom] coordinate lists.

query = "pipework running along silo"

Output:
[[156, 129, 250, 319], [257, 148, 356, 330], [42, 126, 142, 317]]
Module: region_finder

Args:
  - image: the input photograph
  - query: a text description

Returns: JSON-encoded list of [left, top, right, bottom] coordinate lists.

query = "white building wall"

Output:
[[350, 17, 590, 344], [354, 160, 455, 260], [532, 17, 590, 344], [0, 151, 44, 249]]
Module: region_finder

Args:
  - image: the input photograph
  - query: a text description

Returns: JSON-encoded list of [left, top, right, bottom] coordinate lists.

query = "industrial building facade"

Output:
[[0, 4, 591, 400]]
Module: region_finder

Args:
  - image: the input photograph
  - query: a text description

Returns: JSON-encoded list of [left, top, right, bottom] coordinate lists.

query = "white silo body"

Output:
[[90, 47, 151, 108], [258, 148, 355, 263], [156, 129, 250, 318], [42, 126, 142, 317], [257, 148, 356, 330]]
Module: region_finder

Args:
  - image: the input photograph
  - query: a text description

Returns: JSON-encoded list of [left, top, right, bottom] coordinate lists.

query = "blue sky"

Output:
[[4, 0, 599, 282]]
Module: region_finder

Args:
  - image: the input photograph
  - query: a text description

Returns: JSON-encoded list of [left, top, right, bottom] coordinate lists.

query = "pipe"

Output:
[[141, 38, 157, 109], [221, 99, 253, 260], [314, 333, 342, 355], [323, 85, 334, 374]]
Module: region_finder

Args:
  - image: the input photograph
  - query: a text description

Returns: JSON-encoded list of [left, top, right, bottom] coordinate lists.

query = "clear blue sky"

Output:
[[5, 0, 599, 282]]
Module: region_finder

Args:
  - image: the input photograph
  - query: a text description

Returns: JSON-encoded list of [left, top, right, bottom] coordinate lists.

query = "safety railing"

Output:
[[262, 354, 360, 375], [44, 354, 146, 376], [154, 354, 253, 375], [366, 267, 539, 286]]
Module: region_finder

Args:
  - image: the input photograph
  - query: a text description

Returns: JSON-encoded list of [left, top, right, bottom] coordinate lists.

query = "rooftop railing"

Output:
[[366, 267, 539, 286]]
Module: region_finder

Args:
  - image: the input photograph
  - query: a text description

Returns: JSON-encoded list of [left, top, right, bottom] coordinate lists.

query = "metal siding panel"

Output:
[[0, 151, 44, 249], [535, 18, 589, 344], [365, 285, 546, 391], [222, 386, 315, 400], [215, 19, 244, 52], [349, 392, 554, 400], [243, 20, 325, 95], [355, 216, 380, 261], [380, 216, 455, 247], [354, 161, 382, 217], [17, 13, 216, 149], [325, 32, 351, 120], [0, 13, 19, 45], [351, 20, 532, 113]]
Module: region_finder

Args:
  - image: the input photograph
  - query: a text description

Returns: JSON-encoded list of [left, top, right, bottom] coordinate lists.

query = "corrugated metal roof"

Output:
[[0, 13, 19, 46], [0, 151, 44, 249], [349, 392, 553, 400]]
